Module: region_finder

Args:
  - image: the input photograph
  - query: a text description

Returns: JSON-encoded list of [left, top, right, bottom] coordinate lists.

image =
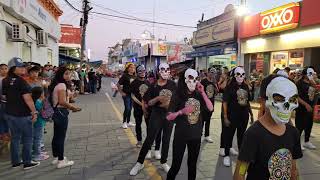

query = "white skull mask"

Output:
[[266, 77, 299, 124], [159, 63, 170, 80], [184, 69, 198, 92], [234, 67, 245, 83], [307, 68, 315, 80]]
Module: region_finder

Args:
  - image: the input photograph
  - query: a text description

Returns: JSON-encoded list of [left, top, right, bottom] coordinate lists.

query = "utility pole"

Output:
[[80, 0, 90, 68]]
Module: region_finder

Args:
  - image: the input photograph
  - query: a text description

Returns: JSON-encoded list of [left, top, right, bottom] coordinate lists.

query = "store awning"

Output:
[[59, 54, 80, 65], [187, 43, 238, 57]]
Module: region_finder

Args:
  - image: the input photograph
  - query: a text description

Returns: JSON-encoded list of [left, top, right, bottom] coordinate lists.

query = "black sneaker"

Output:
[[23, 162, 40, 170], [12, 162, 22, 168]]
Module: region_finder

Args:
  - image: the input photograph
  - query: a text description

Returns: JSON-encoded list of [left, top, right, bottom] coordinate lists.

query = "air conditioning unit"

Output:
[[37, 30, 48, 47], [10, 23, 27, 42]]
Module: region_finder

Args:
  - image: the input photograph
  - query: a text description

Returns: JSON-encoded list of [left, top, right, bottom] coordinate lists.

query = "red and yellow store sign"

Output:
[[259, 2, 300, 34]]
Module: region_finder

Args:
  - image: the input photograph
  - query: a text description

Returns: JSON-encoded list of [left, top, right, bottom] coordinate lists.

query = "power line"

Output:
[[91, 11, 196, 29], [64, 0, 196, 29], [90, 2, 141, 20]]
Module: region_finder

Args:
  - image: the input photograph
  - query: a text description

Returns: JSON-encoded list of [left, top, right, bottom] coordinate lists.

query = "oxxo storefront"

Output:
[[191, 5, 238, 71], [240, 0, 320, 75]]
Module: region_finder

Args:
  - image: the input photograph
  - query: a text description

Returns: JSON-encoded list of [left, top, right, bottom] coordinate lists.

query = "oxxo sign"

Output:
[[260, 3, 300, 34]]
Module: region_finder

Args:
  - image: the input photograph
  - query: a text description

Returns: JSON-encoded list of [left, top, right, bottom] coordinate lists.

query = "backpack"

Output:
[[41, 98, 54, 120]]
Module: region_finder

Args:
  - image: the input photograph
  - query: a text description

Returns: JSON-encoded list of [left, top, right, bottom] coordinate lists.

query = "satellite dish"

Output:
[[224, 4, 235, 13]]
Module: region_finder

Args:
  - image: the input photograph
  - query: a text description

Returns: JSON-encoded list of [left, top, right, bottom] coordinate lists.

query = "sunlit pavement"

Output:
[[0, 77, 320, 180]]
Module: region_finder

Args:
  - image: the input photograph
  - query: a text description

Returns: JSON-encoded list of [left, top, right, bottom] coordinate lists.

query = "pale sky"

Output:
[[56, 0, 300, 60]]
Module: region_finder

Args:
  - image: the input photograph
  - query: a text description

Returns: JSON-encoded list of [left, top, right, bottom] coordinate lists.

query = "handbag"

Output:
[[40, 98, 54, 120]]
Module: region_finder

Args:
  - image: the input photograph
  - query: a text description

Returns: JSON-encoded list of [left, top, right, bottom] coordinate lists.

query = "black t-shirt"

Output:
[[143, 80, 176, 113], [118, 73, 135, 94], [238, 121, 303, 180], [170, 91, 207, 140], [296, 79, 315, 110], [2, 75, 32, 117], [201, 78, 216, 107], [223, 82, 251, 119], [131, 79, 150, 104], [88, 72, 97, 82]]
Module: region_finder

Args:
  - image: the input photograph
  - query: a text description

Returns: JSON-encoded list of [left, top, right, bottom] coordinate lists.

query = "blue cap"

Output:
[[8, 57, 26, 68]]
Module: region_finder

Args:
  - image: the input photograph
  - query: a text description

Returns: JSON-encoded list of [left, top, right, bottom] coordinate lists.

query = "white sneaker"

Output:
[[129, 162, 144, 176], [51, 158, 58, 165], [223, 156, 231, 167], [128, 122, 136, 127], [154, 150, 161, 160], [146, 151, 152, 159], [205, 136, 214, 143], [230, 148, 239, 156], [160, 163, 171, 173], [219, 148, 225, 157], [57, 158, 74, 169], [122, 122, 128, 129], [304, 142, 317, 149], [301, 144, 306, 151]]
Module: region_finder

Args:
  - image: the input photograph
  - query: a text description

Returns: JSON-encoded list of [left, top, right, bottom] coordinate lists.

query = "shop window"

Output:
[[48, 49, 53, 64], [270, 50, 304, 73], [289, 50, 304, 70]]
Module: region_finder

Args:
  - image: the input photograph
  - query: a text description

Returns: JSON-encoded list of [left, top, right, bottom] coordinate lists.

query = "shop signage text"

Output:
[[260, 2, 300, 34]]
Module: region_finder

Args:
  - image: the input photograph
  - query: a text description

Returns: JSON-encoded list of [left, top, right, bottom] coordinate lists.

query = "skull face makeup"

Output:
[[265, 77, 299, 125], [306, 68, 315, 80], [234, 67, 245, 84], [159, 63, 170, 80], [184, 69, 198, 92], [136, 65, 146, 78]]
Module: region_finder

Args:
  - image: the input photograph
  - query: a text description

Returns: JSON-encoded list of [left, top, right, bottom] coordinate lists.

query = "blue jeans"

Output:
[[32, 124, 44, 160], [6, 114, 33, 165], [122, 95, 132, 123], [0, 104, 9, 135], [52, 108, 69, 160], [90, 81, 97, 93]]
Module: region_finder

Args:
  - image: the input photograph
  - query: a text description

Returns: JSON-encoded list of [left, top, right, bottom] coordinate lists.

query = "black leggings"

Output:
[[167, 135, 201, 180], [137, 110, 173, 164], [134, 105, 162, 149], [220, 109, 227, 148], [224, 114, 249, 156], [295, 109, 313, 143], [202, 110, 213, 137], [52, 108, 69, 160]]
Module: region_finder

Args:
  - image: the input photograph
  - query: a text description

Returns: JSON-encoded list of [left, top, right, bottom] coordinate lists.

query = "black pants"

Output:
[[52, 108, 69, 160], [122, 95, 132, 123], [202, 110, 213, 137], [137, 110, 173, 164], [220, 109, 227, 148], [224, 113, 249, 156], [167, 135, 201, 180], [295, 109, 313, 142], [144, 109, 162, 150], [134, 105, 147, 142]]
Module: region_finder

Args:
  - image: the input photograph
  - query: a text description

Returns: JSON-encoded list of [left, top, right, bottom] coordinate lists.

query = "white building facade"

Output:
[[0, 0, 62, 66]]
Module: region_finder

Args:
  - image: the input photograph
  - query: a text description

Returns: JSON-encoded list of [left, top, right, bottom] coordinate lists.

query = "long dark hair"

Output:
[[48, 66, 69, 96]]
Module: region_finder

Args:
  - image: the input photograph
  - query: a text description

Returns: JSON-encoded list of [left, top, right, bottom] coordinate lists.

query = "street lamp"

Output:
[[236, 5, 249, 16]]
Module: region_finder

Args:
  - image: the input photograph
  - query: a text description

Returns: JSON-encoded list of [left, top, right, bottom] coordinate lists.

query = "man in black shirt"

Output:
[[2, 57, 39, 170], [234, 76, 302, 180], [131, 65, 149, 147], [295, 67, 317, 150], [200, 67, 218, 143], [88, 68, 97, 93]]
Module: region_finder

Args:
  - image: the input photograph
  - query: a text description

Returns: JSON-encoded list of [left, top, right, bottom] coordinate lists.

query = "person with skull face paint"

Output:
[[200, 67, 218, 143], [222, 66, 254, 167], [130, 63, 176, 176], [234, 76, 302, 180], [130, 65, 150, 147], [117, 63, 136, 129], [295, 67, 317, 150], [166, 68, 213, 180]]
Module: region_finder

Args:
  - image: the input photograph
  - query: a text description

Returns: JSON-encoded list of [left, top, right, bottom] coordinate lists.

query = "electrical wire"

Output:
[[63, 0, 196, 29], [90, 2, 141, 20]]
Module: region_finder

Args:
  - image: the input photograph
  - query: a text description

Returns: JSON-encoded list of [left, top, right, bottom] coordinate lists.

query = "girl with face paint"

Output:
[[234, 76, 302, 180], [166, 69, 213, 180], [295, 67, 317, 150], [130, 63, 176, 176], [222, 66, 254, 167]]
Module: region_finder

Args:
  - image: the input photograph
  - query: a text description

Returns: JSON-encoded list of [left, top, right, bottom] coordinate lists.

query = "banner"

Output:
[[138, 44, 149, 57], [167, 44, 193, 64], [151, 43, 167, 56]]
